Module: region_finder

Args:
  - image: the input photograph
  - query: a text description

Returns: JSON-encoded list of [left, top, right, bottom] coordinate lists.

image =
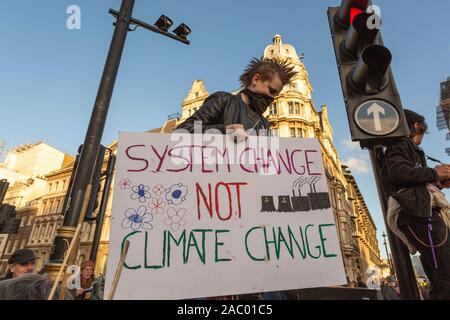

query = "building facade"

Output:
[[0, 142, 72, 274], [343, 166, 382, 280], [438, 77, 450, 155]]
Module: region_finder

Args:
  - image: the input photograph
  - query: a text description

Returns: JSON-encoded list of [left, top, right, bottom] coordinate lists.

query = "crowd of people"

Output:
[[0, 248, 103, 300]]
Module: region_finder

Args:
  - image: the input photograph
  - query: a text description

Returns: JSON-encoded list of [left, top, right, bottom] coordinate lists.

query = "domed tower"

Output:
[[179, 80, 210, 123], [262, 35, 320, 139]]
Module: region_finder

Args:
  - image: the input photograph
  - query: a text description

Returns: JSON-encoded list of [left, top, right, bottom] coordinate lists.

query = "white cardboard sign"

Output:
[[104, 132, 346, 299]]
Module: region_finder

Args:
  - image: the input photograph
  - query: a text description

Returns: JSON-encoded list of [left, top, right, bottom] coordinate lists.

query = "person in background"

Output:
[[0, 249, 38, 282], [70, 260, 101, 300], [384, 109, 450, 300], [355, 275, 367, 288], [381, 276, 401, 300], [0, 273, 73, 300]]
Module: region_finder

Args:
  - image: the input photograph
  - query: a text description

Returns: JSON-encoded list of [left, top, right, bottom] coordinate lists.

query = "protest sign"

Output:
[[104, 132, 346, 299]]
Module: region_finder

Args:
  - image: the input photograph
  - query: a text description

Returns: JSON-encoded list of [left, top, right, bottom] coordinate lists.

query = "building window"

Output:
[[296, 128, 303, 138], [55, 182, 59, 192], [13, 240, 19, 253], [288, 102, 294, 114], [61, 180, 66, 191], [194, 92, 199, 99], [46, 223, 54, 238], [55, 199, 61, 214], [294, 102, 301, 115], [39, 225, 46, 240], [48, 184, 52, 193], [288, 102, 302, 115], [20, 238, 27, 249], [289, 128, 296, 138], [8, 240, 15, 253], [268, 104, 278, 115]]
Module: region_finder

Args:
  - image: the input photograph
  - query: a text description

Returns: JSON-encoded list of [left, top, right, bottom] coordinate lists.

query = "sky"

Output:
[[1, 0, 449, 259]]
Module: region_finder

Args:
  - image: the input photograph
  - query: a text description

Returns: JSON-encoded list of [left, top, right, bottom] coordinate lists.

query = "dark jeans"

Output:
[[399, 216, 450, 300]]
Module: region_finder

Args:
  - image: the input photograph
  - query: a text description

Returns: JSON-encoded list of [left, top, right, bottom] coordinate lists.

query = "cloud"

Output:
[[343, 157, 370, 174], [341, 138, 360, 151]]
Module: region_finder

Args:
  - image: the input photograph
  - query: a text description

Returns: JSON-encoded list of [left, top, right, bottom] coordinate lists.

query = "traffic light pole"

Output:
[[327, 0, 420, 299], [369, 147, 420, 299], [46, 0, 135, 277], [90, 153, 116, 264]]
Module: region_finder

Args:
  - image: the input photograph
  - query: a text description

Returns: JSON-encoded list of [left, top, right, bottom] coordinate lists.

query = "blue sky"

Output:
[[1, 0, 449, 259]]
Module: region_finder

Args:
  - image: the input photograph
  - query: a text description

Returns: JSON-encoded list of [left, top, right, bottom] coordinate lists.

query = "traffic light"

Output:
[[0, 204, 20, 234], [85, 145, 106, 221], [328, 0, 409, 148], [0, 179, 9, 204]]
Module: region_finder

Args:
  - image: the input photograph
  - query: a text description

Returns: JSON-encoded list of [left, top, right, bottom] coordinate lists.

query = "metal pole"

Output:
[[90, 153, 116, 263], [382, 232, 392, 274], [61, 146, 82, 217], [0, 179, 9, 204], [368, 147, 420, 299], [46, 0, 135, 274]]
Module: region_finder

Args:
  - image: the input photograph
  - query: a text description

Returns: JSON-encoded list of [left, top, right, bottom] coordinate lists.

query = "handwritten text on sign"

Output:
[[105, 133, 346, 299]]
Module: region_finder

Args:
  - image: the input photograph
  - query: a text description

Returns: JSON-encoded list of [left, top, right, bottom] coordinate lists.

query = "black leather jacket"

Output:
[[383, 138, 438, 219], [175, 91, 269, 134]]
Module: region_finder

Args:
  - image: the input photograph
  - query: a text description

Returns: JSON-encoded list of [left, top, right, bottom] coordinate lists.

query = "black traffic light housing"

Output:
[[85, 145, 106, 221], [0, 204, 20, 234], [0, 179, 9, 204], [328, 0, 409, 148]]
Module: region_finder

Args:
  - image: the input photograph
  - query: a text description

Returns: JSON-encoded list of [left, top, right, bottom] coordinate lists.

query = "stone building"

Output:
[[0, 142, 72, 274], [343, 166, 382, 280]]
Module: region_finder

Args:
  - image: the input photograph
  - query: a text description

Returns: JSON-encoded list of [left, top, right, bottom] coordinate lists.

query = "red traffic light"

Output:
[[335, 0, 369, 29], [341, 12, 381, 60]]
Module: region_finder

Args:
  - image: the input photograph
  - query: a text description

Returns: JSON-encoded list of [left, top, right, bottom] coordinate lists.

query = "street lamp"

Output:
[[154, 15, 173, 32], [173, 23, 192, 40], [46, 0, 191, 283], [108, 8, 191, 45]]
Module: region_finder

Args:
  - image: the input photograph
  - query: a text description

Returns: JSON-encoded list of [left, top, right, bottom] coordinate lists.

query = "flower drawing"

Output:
[[165, 184, 188, 205], [149, 197, 165, 215], [121, 205, 153, 231], [119, 178, 131, 190], [152, 184, 165, 197], [130, 184, 151, 203], [164, 207, 187, 232]]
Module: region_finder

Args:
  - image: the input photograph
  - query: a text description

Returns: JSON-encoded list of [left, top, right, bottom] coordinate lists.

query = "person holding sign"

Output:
[[174, 58, 298, 300], [175, 57, 297, 138]]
